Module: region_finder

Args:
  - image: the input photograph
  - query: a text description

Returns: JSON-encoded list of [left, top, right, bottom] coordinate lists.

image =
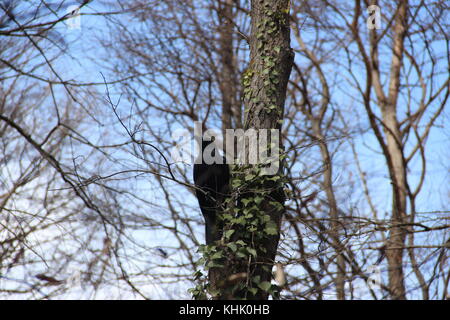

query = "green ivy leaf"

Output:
[[224, 229, 235, 239], [210, 251, 223, 260], [247, 248, 257, 257], [258, 281, 272, 292], [264, 221, 278, 235], [227, 242, 237, 252], [206, 261, 224, 268], [248, 287, 258, 296], [245, 174, 255, 181], [254, 196, 263, 205], [232, 180, 241, 188], [193, 270, 203, 280]]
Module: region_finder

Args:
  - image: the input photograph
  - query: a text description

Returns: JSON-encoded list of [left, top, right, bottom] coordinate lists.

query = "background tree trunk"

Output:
[[370, 0, 409, 299]]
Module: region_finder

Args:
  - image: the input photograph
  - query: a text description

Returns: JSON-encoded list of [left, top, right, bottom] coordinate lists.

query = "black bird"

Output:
[[193, 139, 230, 244]]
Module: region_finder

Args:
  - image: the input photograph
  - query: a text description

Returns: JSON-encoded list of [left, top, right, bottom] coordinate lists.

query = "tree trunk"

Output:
[[209, 0, 293, 299], [370, 0, 409, 299], [383, 0, 408, 300], [218, 0, 238, 131]]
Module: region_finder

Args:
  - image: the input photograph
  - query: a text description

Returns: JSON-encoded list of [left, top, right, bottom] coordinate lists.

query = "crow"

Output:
[[193, 139, 230, 244]]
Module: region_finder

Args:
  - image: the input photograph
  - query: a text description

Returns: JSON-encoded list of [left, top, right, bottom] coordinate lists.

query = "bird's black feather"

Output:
[[193, 140, 230, 244]]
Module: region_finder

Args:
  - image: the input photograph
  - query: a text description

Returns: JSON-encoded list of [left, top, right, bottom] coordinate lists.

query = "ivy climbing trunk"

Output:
[[209, 0, 293, 299]]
